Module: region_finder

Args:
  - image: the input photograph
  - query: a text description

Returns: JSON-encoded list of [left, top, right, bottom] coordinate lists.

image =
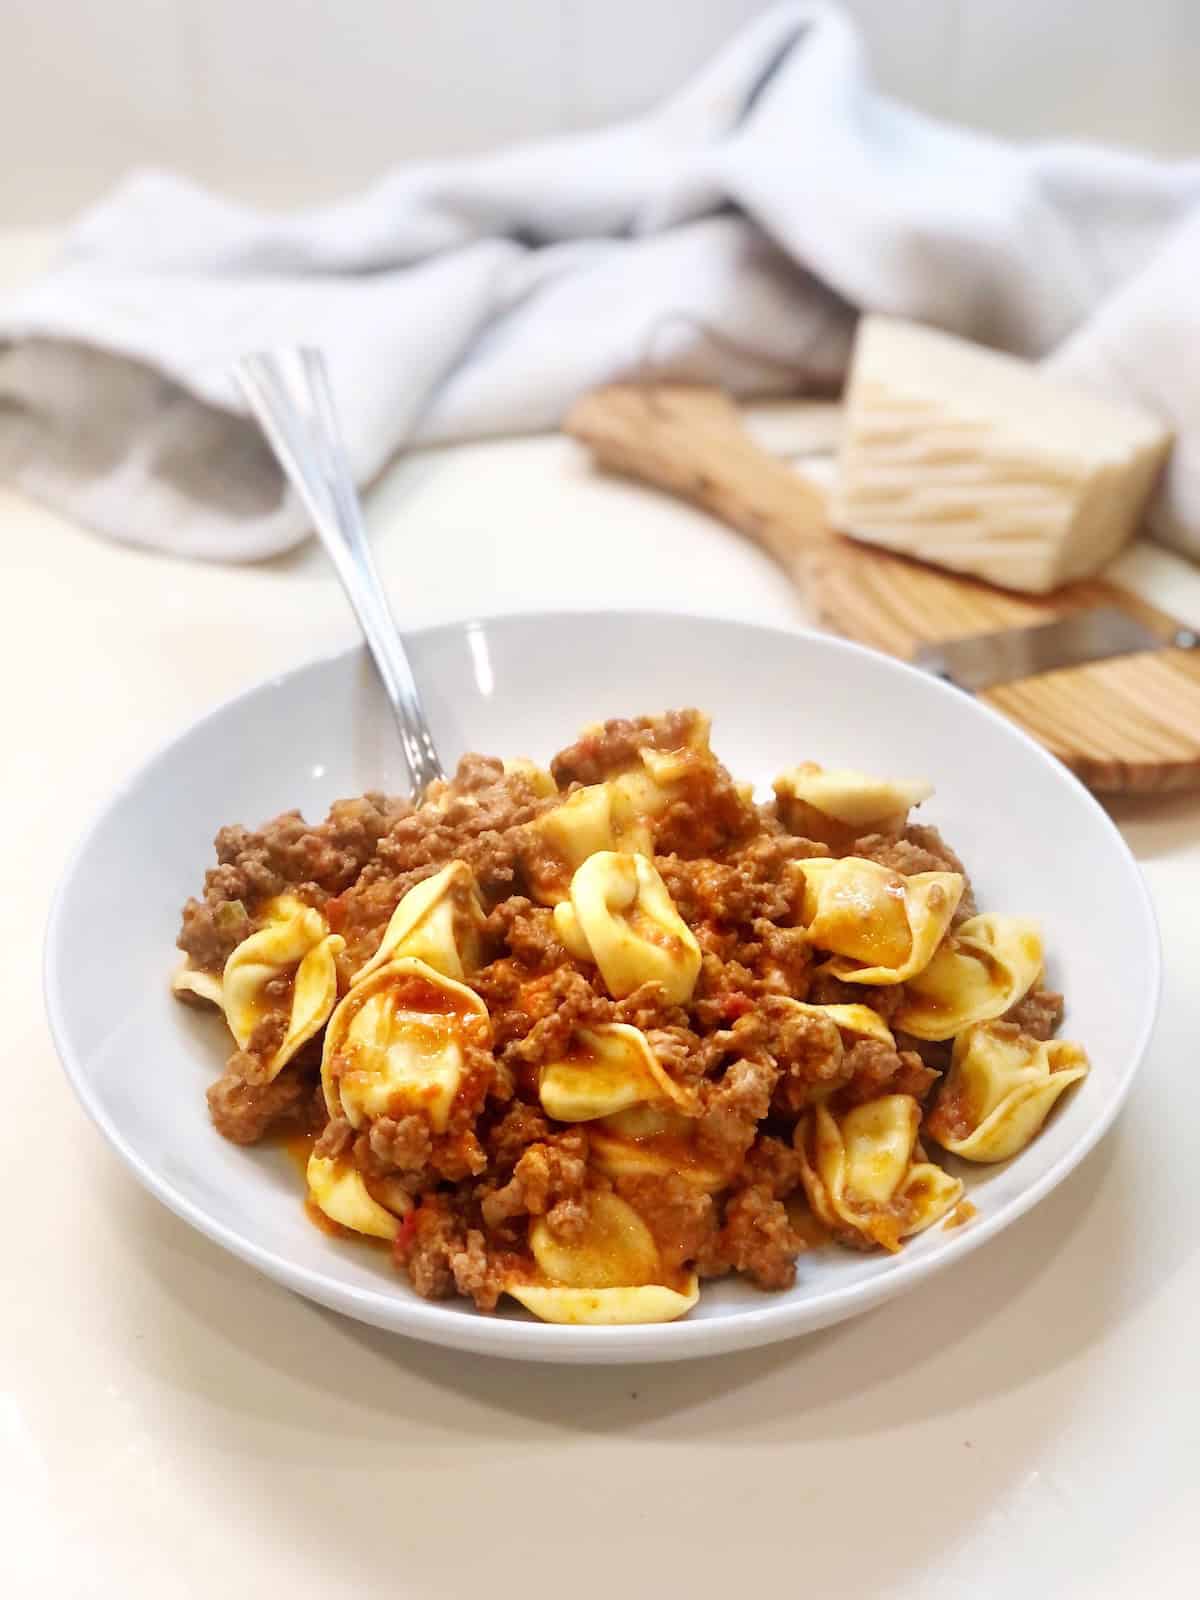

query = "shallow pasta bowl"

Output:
[[44, 611, 1159, 1364]]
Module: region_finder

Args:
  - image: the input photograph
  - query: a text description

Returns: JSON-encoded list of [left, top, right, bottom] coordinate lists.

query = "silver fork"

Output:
[[235, 347, 446, 800]]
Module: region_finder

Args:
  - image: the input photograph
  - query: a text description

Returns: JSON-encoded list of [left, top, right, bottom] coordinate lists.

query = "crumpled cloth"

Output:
[[1, 1, 1197, 562]]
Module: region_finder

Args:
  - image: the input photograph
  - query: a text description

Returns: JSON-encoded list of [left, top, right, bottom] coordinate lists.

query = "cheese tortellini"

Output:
[[522, 782, 653, 905], [170, 960, 225, 1009], [354, 861, 486, 985], [797, 1094, 964, 1251], [521, 718, 716, 906], [538, 1022, 694, 1122], [897, 915, 1044, 1040], [796, 856, 962, 985], [322, 956, 490, 1133], [775, 763, 933, 848], [503, 757, 558, 797], [505, 1191, 699, 1325], [305, 1152, 409, 1241], [785, 999, 897, 1048], [589, 1103, 728, 1193], [222, 895, 345, 1080], [924, 1022, 1090, 1163], [554, 851, 702, 1003]]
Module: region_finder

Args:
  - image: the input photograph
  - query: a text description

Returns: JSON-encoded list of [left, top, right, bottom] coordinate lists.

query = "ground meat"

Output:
[[705, 1185, 802, 1289], [689, 953, 760, 1029], [357, 1114, 434, 1175], [314, 1115, 354, 1160], [697, 1055, 781, 1164], [229, 1015, 288, 1086], [850, 825, 978, 922], [177, 896, 253, 972], [206, 1064, 308, 1144], [448, 1229, 508, 1312], [728, 830, 830, 874], [1004, 987, 1064, 1040], [550, 709, 757, 858], [397, 1195, 469, 1300], [750, 923, 813, 996], [643, 1024, 707, 1083], [482, 897, 565, 971], [178, 794, 405, 971], [502, 968, 613, 1069], [484, 1102, 552, 1169], [835, 1040, 938, 1109], [806, 972, 908, 1023], [656, 856, 774, 925], [894, 1031, 953, 1073], [432, 1132, 489, 1183], [480, 1129, 590, 1229], [376, 759, 551, 898], [550, 710, 706, 787], [611, 983, 689, 1033], [468, 959, 530, 1050], [328, 760, 555, 964], [616, 1174, 718, 1274], [653, 772, 757, 859], [744, 1135, 807, 1199]]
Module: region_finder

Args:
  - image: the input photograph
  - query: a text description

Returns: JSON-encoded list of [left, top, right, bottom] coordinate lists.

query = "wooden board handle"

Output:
[[564, 383, 831, 582]]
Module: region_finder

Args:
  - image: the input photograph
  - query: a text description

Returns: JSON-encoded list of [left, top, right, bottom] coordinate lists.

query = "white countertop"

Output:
[[6, 230, 1200, 1597]]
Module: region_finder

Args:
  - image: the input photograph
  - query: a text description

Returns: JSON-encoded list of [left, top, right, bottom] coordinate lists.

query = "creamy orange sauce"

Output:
[[304, 1194, 354, 1238], [281, 1129, 317, 1175], [785, 1197, 832, 1250]]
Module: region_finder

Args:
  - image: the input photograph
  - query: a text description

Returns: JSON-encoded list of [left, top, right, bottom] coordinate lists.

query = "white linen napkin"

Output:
[[1, 1, 1198, 563]]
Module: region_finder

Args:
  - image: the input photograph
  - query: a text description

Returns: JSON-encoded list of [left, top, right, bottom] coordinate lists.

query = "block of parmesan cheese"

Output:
[[831, 316, 1172, 594]]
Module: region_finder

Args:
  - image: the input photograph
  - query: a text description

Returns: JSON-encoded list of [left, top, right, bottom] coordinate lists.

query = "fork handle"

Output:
[[236, 348, 446, 798]]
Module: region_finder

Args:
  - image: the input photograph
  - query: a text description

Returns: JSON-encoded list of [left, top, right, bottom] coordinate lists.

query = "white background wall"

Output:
[[2, 0, 1198, 223]]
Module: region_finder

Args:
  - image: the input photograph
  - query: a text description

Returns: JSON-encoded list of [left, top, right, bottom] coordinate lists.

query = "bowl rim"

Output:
[[43, 609, 1161, 1362]]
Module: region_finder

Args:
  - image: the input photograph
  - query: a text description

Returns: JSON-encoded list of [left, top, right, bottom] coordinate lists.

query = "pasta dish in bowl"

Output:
[[174, 707, 1090, 1327], [45, 612, 1157, 1361]]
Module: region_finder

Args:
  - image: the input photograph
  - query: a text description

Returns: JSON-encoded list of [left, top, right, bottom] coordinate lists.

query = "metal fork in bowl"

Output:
[[235, 347, 445, 800]]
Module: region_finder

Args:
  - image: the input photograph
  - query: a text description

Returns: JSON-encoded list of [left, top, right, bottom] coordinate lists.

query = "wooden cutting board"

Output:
[[565, 383, 1200, 795]]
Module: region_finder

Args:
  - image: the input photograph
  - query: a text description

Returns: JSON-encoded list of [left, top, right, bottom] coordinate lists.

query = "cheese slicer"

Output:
[[913, 607, 1199, 693]]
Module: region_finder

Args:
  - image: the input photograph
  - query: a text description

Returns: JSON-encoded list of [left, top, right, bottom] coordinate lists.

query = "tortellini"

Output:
[[522, 782, 653, 905], [897, 915, 1044, 1040], [538, 1023, 694, 1122], [521, 720, 714, 906], [170, 960, 225, 1009], [503, 757, 558, 797], [786, 999, 897, 1048], [222, 895, 345, 1080], [924, 1022, 1089, 1163], [796, 856, 962, 985], [354, 861, 486, 985], [506, 1191, 700, 1325], [796, 1094, 964, 1251], [554, 851, 702, 1003], [589, 1103, 729, 1193], [775, 763, 932, 848], [322, 956, 490, 1133], [306, 1152, 408, 1241]]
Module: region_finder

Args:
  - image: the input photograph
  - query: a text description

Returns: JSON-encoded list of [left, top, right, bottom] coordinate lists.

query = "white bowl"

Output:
[[45, 612, 1159, 1363]]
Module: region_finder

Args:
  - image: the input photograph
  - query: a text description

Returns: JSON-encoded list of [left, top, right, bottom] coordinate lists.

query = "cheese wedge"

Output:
[[832, 316, 1172, 594]]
